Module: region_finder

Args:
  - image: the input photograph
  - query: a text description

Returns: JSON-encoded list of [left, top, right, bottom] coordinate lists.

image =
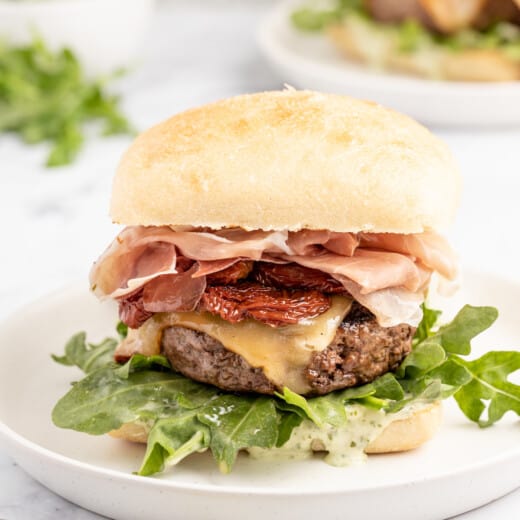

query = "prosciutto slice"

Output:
[[358, 231, 458, 280], [90, 227, 177, 299], [91, 226, 290, 299], [193, 258, 241, 278], [283, 250, 428, 294], [166, 229, 292, 260], [288, 230, 359, 256], [142, 268, 206, 313], [340, 279, 425, 327], [90, 226, 458, 327]]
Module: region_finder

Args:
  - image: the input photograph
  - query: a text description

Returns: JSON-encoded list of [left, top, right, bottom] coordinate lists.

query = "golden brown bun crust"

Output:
[[366, 401, 442, 453], [111, 90, 460, 233], [109, 422, 149, 443], [328, 17, 520, 82], [109, 401, 443, 454]]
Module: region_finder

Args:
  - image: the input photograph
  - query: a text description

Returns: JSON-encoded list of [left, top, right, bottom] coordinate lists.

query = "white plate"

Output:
[[0, 270, 519, 520], [258, 0, 520, 127]]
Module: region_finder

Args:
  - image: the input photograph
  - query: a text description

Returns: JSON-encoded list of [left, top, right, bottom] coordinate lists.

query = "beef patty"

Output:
[[161, 303, 414, 396]]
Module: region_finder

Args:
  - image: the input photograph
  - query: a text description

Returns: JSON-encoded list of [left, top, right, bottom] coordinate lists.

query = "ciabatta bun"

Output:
[[111, 90, 460, 233]]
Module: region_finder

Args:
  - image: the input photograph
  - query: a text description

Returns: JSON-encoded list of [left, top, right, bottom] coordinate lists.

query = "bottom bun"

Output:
[[109, 421, 150, 444], [109, 401, 442, 455], [366, 401, 442, 453], [327, 15, 520, 82]]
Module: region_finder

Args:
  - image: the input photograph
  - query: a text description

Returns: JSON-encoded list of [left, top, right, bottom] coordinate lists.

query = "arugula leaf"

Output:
[[413, 303, 442, 345], [336, 383, 376, 401], [116, 321, 128, 339], [275, 387, 327, 427], [306, 394, 348, 427], [397, 339, 446, 378], [140, 395, 287, 475], [452, 351, 520, 426], [387, 379, 444, 413], [51, 332, 117, 373], [372, 373, 405, 401], [276, 413, 304, 447], [52, 367, 215, 434], [114, 353, 171, 379], [432, 305, 498, 355], [399, 304, 520, 426], [397, 305, 497, 377], [276, 375, 403, 427], [198, 395, 280, 474], [428, 358, 472, 397], [277, 387, 354, 428], [52, 337, 291, 473], [0, 38, 132, 167], [139, 411, 210, 476]]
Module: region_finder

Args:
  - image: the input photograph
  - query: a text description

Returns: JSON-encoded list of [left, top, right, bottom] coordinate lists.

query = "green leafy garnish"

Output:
[[198, 395, 280, 474], [453, 352, 520, 426], [275, 387, 328, 427], [51, 332, 117, 374], [51, 303, 520, 475], [116, 321, 128, 339], [291, 0, 363, 32], [430, 306, 498, 355], [51, 334, 296, 474], [0, 38, 132, 167], [413, 303, 442, 344], [291, 8, 343, 32], [396, 19, 430, 52], [291, 2, 520, 58], [140, 413, 210, 476]]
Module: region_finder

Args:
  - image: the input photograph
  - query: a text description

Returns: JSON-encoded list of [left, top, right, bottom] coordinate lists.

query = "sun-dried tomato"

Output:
[[206, 260, 254, 285], [253, 263, 345, 293], [200, 282, 331, 327]]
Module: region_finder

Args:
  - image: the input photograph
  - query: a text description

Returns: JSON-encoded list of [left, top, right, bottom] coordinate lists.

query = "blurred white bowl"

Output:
[[0, 0, 155, 75]]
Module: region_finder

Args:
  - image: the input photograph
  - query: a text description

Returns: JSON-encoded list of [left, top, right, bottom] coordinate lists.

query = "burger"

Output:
[[52, 90, 504, 476], [292, 0, 520, 81]]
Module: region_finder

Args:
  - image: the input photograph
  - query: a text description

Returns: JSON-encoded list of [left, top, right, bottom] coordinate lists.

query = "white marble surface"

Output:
[[1, 1, 520, 519]]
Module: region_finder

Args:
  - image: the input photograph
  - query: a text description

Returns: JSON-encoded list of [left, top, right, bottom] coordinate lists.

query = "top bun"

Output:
[[111, 90, 461, 233]]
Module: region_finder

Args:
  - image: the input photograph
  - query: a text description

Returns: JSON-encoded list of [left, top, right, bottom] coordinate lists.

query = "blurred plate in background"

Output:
[[258, 0, 520, 127], [0, 0, 155, 75]]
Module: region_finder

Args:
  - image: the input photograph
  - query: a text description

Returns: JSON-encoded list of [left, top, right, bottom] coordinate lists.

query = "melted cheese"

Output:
[[117, 296, 352, 393]]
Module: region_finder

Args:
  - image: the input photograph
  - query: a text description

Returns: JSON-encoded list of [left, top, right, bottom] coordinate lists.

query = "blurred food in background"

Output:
[[0, 0, 155, 167], [292, 0, 520, 81], [0, 0, 154, 75], [0, 38, 132, 167]]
